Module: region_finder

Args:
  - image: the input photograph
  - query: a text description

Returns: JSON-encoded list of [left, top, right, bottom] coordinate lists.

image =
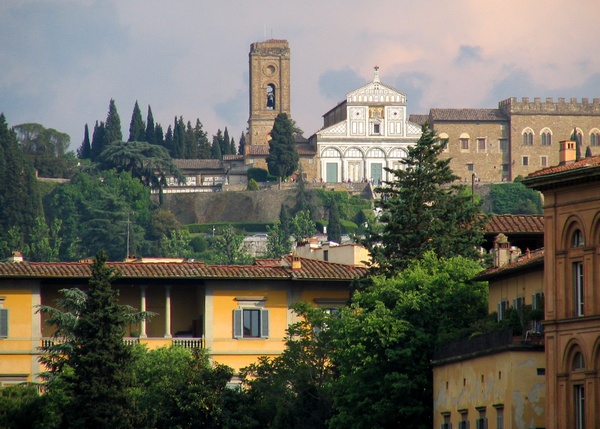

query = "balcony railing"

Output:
[[41, 336, 204, 350]]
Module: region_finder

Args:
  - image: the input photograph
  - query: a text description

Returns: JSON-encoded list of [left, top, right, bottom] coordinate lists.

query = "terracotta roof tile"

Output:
[[527, 155, 600, 178], [296, 143, 316, 155], [245, 145, 270, 156], [0, 257, 367, 281], [408, 114, 428, 125], [474, 249, 544, 281], [223, 155, 244, 161], [484, 214, 544, 234], [430, 109, 507, 122]]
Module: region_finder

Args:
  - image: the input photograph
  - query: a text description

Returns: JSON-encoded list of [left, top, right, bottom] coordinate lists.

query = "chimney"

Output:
[[559, 140, 576, 165], [492, 234, 511, 268], [291, 252, 302, 271], [8, 251, 24, 263]]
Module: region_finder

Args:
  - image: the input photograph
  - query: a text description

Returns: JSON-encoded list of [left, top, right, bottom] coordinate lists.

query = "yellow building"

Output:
[[432, 237, 546, 429], [0, 255, 366, 383]]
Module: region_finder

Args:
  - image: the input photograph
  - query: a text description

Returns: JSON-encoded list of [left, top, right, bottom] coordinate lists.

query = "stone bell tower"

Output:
[[247, 39, 291, 147]]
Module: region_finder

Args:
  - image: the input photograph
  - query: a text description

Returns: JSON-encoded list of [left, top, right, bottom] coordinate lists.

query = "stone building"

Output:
[[309, 67, 422, 184], [427, 97, 600, 183]]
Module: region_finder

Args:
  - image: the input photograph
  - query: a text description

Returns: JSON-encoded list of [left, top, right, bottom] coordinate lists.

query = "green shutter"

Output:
[[260, 309, 269, 338], [233, 309, 242, 339], [0, 309, 8, 338]]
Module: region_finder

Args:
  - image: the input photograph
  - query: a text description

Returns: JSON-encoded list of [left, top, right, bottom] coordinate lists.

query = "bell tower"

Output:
[[247, 39, 291, 147]]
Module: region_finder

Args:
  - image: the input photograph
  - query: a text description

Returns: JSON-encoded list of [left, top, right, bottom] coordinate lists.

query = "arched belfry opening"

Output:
[[266, 84, 276, 110]]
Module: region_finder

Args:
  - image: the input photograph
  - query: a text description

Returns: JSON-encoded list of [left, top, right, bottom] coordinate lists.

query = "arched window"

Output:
[[439, 133, 449, 152], [459, 133, 470, 150], [541, 129, 552, 146], [572, 229, 585, 247], [345, 148, 362, 158], [590, 129, 600, 147], [572, 351, 585, 371], [522, 129, 534, 146], [266, 84, 276, 110]]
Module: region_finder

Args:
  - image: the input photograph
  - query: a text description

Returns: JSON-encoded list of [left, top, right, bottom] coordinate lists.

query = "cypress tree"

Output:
[[222, 128, 231, 155], [266, 113, 299, 185], [154, 123, 164, 148], [172, 117, 185, 158], [77, 124, 92, 159], [91, 121, 107, 162], [230, 135, 236, 155], [105, 99, 123, 145], [127, 101, 145, 142], [327, 197, 342, 243], [145, 105, 156, 145], [185, 121, 198, 159], [164, 125, 174, 155], [194, 119, 211, 159], [238, 132, 246, 155], [66, 251, 136, 428], [211, 134, 222, 160]]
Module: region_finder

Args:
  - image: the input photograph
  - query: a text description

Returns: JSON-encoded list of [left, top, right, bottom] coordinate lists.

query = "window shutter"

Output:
[[497, 302, 502, 321], [233, 309, 242, 339], [0, 309, 8, 338], [260, 309, 269, 338]]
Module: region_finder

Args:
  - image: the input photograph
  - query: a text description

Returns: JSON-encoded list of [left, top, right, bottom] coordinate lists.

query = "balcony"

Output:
[[41, 337, 204, 350]]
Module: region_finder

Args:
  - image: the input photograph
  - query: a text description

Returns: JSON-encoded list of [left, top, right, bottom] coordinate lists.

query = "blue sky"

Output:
[[1, 0, 599, 151]]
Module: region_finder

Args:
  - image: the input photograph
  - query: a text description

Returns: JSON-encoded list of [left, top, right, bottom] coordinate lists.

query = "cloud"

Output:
[[455, 45, 483, 65], [318, 68, 365, 101]]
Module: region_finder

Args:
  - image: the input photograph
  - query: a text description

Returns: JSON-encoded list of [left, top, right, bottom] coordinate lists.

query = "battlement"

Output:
[[499, 97, 600, 115]]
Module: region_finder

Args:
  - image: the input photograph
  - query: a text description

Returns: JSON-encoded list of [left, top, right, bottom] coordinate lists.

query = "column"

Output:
[[140, 285, 147, 339], [164, 285, 172, 338]]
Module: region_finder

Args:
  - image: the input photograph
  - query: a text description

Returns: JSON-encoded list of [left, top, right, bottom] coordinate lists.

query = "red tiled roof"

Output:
[[409, 114, 428, 125], [173, 159, 223, 170], [296, 143, 316, 156], [473, 249, 544, 281], [429, 109, 507, 122], [245, 145, 270, 156], [484, 214, 544, 234], [223, 155, 244, 161], [527, 156, 600, 178], [0, 257, 366, 281]]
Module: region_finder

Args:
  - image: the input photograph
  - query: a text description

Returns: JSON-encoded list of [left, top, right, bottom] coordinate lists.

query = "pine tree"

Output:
[[327, 198, 342, 243], [238, 132, 246, 155], [127, 101, 145, 142], [211, 134, 222, 160], [77, 124, 92, 159], [365, 123, 485, 275], [145, 105, 156, 145], [105, 99, 123, 145], [266, 113, 299, 185]]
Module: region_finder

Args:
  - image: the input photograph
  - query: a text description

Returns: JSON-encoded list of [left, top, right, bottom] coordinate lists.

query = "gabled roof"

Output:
[[429, 109, 507, 122], [0, 256, 367, 281], [473, 249, 544, 281], [484, 214, 544, 234]]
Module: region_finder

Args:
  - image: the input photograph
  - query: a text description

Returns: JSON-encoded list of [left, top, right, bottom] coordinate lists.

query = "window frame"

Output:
[[0, 308, 7, 338], [233, 308, 269, 339], [477, 138, 486, 152], [573, 261, 584, 317]]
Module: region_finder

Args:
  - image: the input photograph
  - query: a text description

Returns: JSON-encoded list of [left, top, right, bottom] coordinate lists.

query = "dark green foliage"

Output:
[[64, 252, 136, 428], [128, 101, 146, 142], [14, 123, 77, 178], [247, 167, 270, 182], [190, 235, 208, 253], [223, 127, 232, 156], [194, 119, 211, 159], [364, 123, 485, 275], [238, 132, 246, 155], [0, 114, 43, 256], [173, 117, 186, 158], [145, 105, 156, 145], [489, 181, 542, 214], [213, 225, 253, 265], [211, 133, 223, 160], [329, 253, 487, 428], [241, 302, 337, 429], [105, 99, 123, 145], [293, 175, 317, 216], [77, 123, 92, 159], [91, 120, 107, 161], [266, 113, 299, 181], [0, 385, 52, 429], [186, 222, 275, 234], [327, 198, 342, 243], [279, 204, 293, 238]]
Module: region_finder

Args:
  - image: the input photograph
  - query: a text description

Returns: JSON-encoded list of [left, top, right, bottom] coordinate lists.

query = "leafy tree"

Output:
[[489, 181, 542, 214], [364, 123, 485, 275], [247, 178, 259, 190], [293, 170, 316, 215], [27, 217, 62, 262], [213, 225, 252, 265], [327, 198, 342, 243], [241, 302, 337, 429], [265, 222, 292, 258], [105, 99, 123, 145], [329, 252, 487, 429], [266, 113, 299, 185], [147, 208, 182, 241], [128, 101, 146, 142], [291, 210, 315, 243], [130, 346, 235, 429], [0, 114, 43, 254], [0, 385, 52, 429], [158, 229, 194, 258], [77, 123, 92, 160], [145, 105, 156, 145]]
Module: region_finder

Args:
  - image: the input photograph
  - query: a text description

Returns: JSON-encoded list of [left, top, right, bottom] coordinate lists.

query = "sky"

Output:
[[1, 0, 599, 151]]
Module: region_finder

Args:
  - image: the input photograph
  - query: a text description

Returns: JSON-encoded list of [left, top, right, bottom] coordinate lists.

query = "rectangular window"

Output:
[[458, 420, 469, 429], [574, 262, 584, 317], [460, 138, 469, 150], [477, 138, 486, 152], [575, 385, 585, 429], [497, 300, 509, 321], [499, 139, 508, 152], [475, 418, 487, 429], [233, 308, 269, 339], [522, 156, 529, 166], [0, 308, 7, 338], [373, 124, 380, 134], [323, 250, 329, 261], [513, 296, 525, 314], [467, 163, 474, 172], [541, 156, 548, 167], [532, 291, 544, 310], [496, 408, 504, 429], [501, 164, 509, 172]]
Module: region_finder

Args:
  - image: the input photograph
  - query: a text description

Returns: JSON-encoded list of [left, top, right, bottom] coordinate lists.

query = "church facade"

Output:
[[309, 67, 422, 184]]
